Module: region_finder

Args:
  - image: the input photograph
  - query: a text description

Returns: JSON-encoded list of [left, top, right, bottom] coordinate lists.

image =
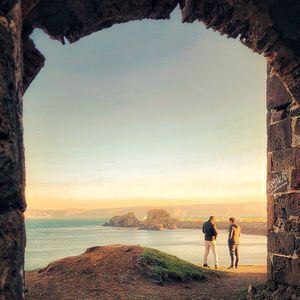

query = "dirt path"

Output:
[[25, 245, 266, 300]]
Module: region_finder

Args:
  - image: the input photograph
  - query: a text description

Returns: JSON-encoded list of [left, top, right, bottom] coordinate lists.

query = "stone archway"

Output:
[[0, 1, 299, 299]]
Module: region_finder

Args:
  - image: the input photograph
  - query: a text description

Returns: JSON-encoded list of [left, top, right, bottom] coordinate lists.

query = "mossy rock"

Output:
[[136, 247, 219, 283]]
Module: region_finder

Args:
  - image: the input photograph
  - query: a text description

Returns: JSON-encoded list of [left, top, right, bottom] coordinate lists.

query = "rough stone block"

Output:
[[0, 210, 25, 299], [292, 146, 300, 168], [267, 72, 292, 110], [272, 255, 299, 286], [267, 171, 289, 194], [267, 118, 292, 151], [294, 117, 300, 135], [267, 195, 274, 230], [283, 216, 300, 233], [267, 253, 273, 281], [274, 193, 300, 219], [268, 231, 295, 256], [291, 105, 300, 117], [268, 110, 288, 124], [295, 237, 300, 256], [290, 168, 300, 191], [270, 148, 292, 172], [293, 117, 300, 147]]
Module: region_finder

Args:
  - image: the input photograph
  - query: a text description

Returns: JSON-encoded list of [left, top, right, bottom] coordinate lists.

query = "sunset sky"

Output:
[[24, 8, 267, 209]]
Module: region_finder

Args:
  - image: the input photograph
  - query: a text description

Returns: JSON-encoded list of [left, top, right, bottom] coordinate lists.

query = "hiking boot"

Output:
[[203, 264, 210, 268]]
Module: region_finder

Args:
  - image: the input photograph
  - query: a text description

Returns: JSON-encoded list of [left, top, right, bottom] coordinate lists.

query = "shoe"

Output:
[[235, 266, 238, 269], [203, 264, 210, 268], [215, 265, 218, 269], [227, 266, 234, 269]]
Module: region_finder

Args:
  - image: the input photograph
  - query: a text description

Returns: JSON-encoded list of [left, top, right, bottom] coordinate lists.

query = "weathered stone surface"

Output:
[[267, 118, 292, 151], [267, 231, 295, 256], [247, 281, 300, 300], [267, 195, 274, 230], [292, 146, 300, 168], [0, 2, 26, 299], [271, 255, 300, 286], [290, 168, 300, 191], [267, 109, 288, 124], [22, 36, 45, 93], [0, 210, 25, 300], [267, 72, 292, 110], [0, 1, 26, 214], [269, 148, 292, 172], [267, 171, 288, 194], [273, 193, 300, 219]]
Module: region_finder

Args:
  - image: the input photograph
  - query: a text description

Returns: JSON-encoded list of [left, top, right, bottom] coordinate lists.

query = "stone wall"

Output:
[[0, 0, 299, 299], [266, 63, 300, 286], [0, 1, 26, 299]]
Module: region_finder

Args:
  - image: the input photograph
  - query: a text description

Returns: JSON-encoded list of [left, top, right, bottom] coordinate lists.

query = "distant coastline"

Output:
[[104, 209, 266, 236], [25, 201, 267, 220]]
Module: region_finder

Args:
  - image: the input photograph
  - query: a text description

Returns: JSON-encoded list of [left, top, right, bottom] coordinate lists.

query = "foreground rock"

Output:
[[247, 282, 300, 300], [25, 245, 267, 300], [103, 212, 141, 227]]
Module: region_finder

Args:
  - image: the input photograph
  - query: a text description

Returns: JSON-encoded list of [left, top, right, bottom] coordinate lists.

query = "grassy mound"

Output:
[[137, 247, 217, 283]]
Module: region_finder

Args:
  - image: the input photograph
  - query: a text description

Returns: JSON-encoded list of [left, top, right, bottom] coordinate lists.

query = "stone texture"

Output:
[[267, 195, 274, 230], [0, 210, 25, 300], [0, 2, 26, 299], [273, 193, 300, 220], [247, 282, 300, 300], [267, 109, 288, 125], [22, 36, 45, 93], [267, 231, 295, 256], [267, 118, 292, 151], [272, 256, 300, 286], [267, 171, 289, 195], [270, 148, 292, 172], [0, 0, 26, 213], [267, 72, 292, 110], [290, 168, 300, 191]]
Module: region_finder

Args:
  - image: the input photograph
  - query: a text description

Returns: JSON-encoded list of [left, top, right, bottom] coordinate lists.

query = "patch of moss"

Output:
[[136, 247, 218, 283]]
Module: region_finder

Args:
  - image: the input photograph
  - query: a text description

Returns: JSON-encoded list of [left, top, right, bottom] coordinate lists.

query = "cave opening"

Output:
[[24, 8, 267, 271]]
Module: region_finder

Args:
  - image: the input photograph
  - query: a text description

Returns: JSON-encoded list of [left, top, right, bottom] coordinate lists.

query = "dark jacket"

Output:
[[202, 221, 218, 241], [228, 224, 241, 244]]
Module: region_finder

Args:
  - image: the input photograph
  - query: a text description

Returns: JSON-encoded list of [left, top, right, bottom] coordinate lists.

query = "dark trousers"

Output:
[[228, 242, 240, 267]]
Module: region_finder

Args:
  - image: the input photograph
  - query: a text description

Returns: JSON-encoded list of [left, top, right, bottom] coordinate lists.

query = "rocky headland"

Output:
[[104, 209, 267, 235], [103, 212, 141, 227]]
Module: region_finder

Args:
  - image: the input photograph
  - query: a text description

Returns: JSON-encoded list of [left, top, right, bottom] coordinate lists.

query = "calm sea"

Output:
[[25, 219, 267, 271]]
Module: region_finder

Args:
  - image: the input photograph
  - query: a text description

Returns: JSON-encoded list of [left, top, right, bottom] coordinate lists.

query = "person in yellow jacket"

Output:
[[228, 217, 241, 269]]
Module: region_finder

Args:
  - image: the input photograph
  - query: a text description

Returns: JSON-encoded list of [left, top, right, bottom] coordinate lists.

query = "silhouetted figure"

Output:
[[228, 217, 241, 269], [202, 216, 219, 269]]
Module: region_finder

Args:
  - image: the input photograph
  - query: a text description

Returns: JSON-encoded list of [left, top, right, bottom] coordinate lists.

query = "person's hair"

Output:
[[209, 216, 216, 221], [229, 217, 236, 223]]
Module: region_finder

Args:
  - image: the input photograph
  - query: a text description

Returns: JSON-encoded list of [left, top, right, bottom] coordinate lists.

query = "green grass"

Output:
[[136, 247, 218, 283]]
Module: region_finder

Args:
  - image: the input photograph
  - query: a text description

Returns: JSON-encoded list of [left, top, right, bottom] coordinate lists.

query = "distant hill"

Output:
[[26, 202, 266, 219]]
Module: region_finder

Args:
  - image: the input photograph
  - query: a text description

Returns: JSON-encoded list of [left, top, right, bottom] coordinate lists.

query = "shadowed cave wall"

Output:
[[0, 0, 299, 299]]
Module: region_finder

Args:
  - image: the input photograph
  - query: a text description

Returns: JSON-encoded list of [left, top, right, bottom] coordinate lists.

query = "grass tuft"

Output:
[[136, 247, 218, 283]]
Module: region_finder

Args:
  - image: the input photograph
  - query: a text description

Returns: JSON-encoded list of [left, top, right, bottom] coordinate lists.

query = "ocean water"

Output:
[[25, 219, 267, 271]]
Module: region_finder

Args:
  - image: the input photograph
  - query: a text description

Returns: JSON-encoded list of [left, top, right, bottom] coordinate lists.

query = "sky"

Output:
[[24, 8, 267, 209]]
